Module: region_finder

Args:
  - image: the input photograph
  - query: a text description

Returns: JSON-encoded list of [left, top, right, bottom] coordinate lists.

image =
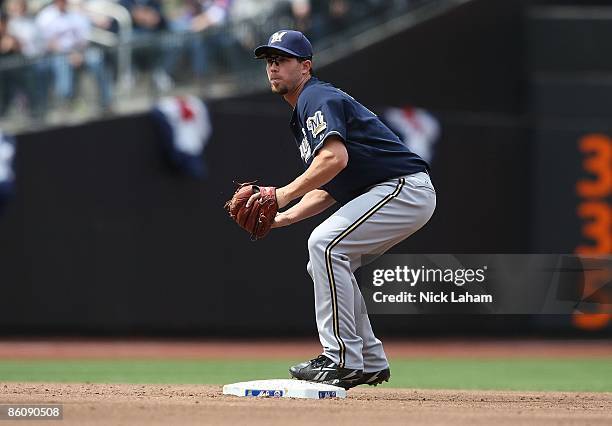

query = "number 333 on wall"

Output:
[[574, 134, 611, 331]]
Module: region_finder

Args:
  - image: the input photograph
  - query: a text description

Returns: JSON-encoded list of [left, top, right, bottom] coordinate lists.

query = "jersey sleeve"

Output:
[[302, 93, 347, 156]]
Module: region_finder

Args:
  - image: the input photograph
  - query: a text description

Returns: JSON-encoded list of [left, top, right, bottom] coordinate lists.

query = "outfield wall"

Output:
[[0, 0, 609, 335]]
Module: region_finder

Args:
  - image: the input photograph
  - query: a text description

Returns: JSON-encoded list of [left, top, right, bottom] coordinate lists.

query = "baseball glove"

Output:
[[224, 182, 278, 240]]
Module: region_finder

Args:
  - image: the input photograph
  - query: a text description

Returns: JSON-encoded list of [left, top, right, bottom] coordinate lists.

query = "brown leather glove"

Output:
[[224, 183, 279, 240]]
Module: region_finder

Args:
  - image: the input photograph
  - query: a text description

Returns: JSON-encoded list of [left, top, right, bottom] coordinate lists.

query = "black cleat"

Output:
[[289, 355, 362, 389], [334, 367, 391, 389], [360, 368, 391, 386]]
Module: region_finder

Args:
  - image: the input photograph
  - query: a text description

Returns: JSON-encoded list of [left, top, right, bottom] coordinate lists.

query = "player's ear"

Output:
[[301, 59, 312, 76]]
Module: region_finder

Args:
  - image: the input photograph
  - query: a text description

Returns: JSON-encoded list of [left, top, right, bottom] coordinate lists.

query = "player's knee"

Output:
[[307, 236, 323, 256], [307, 228, 329, 255]]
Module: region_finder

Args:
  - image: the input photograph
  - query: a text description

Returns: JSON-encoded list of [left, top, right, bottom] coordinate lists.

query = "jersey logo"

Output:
[[299, 128, 312, 162], [306, 111, 327, 139], [270, 31, 288, 44]]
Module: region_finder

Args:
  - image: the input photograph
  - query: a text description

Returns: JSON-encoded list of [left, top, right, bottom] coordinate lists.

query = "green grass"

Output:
[[0, 358, 610, 392]]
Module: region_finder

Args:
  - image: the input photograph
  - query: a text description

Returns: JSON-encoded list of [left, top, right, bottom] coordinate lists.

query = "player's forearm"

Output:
[[277, 145, 347, 207], [280, 189, 336, 225]]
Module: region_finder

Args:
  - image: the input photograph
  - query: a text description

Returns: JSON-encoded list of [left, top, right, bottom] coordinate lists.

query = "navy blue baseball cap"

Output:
[[254, 30, 313, 59]]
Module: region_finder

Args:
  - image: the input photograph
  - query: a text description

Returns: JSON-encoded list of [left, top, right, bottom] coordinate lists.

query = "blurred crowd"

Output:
[[0, 0, 418, 121]]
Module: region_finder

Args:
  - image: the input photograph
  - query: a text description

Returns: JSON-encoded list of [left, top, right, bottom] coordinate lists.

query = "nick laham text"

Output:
[[373, 291, 493, 303]]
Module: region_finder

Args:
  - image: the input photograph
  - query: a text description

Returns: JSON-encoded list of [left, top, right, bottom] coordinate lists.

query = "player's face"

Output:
[[265, 56, 304, 95]]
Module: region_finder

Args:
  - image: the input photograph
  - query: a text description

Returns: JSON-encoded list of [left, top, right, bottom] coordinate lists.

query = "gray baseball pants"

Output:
[[306, 172, 436, 371]]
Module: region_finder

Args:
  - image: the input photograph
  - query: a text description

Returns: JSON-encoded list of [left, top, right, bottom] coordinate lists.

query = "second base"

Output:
[[222, 379, 347, 399]]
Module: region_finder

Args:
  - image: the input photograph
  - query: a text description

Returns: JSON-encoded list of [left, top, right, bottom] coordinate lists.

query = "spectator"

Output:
[[229, 0, 275, 22], [6, 0, 42, 58], [228, 0, 286, 57], [290, 0, 313, 37], [274, 0, 321, 42], [308, 0, 355, 39], [191, 0, 231, 33], [36, 0, 112, 110], [165, 0, 235, 79], [0, 10, 22, 116], [5, 0, 48, 118], [121, 0, 166, 33], [326, 0, 352, 32], [290, 0, 392, 41], [119, 0, 171, 91]]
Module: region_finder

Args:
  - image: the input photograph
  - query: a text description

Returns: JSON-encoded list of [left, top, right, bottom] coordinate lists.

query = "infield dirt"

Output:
[[2, 383, 611, 426], [1, 340, 611, 425]]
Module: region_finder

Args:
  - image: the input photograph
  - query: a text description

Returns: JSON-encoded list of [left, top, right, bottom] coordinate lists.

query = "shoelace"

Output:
[[310, 355, 330, 368]]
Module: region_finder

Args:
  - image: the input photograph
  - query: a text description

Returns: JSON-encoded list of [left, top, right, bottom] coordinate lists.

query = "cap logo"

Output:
[[270, 31, 288, 44]]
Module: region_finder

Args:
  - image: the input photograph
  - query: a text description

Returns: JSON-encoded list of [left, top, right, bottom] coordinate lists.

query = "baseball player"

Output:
[[250, 30, 436, 389]]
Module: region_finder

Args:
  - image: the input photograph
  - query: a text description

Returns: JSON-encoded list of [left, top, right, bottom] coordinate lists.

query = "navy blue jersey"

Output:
[[290, 77, 429, 204]]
